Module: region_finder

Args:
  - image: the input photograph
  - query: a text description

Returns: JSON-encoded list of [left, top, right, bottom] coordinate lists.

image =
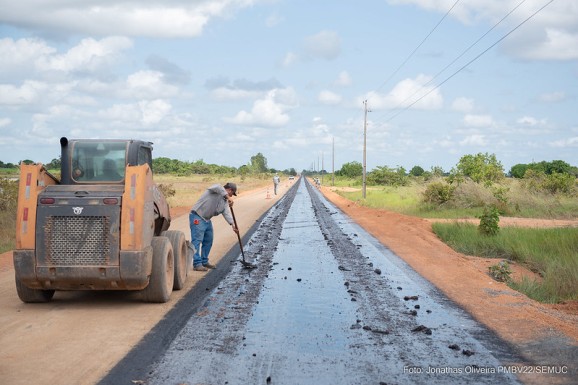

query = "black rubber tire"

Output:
[[141, 236, 174, 303], [15, 276, 55, 303], [162, 230, 188, 290]]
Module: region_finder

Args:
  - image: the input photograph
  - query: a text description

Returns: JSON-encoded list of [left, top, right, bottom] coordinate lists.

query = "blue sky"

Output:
[[0, 0, 577, 173]]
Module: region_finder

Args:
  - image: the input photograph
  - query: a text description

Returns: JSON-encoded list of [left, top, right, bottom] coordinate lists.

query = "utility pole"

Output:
[[332, 136, 335, 186], [362, 100, 368, 199], [321, 151, 324, 185]]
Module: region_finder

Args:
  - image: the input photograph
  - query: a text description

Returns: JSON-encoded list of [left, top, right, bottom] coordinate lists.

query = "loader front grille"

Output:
[[44, 216, 111, 266]]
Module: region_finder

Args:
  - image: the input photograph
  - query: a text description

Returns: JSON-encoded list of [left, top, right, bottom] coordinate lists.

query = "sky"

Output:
[[0, 0, 577, 174]]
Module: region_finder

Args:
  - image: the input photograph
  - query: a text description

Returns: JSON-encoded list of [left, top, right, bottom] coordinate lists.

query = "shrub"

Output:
[[0, 177, 19, 211], [523, 170, 577, 195], [478, 205, 500, 236], [422, 181, 455, 205], [488, 260, 512, 282], [158, 183, 176, 198]]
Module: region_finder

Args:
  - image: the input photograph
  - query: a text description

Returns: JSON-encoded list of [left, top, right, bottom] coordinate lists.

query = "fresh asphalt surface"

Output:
[[99, 177, 526, 385]]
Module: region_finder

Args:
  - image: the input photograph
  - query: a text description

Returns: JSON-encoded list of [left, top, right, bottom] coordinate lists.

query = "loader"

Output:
[[13, 137, 190, 303]]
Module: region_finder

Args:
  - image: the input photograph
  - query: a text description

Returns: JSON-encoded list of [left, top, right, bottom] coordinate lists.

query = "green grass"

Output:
[[333, 177, 578, 220], [432, 222, 578, 303]]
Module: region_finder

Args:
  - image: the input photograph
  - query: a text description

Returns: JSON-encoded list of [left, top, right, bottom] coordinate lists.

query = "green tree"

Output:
[[336, 161, 363, 178], [367, 166, 408, 186], [451, 153, 504, 184], [409, 165, 425, 177], [509, 163, 528, 178], [250, 153, 268, 173], [430, 166, 445, 177], [46, 157, 61, 170]]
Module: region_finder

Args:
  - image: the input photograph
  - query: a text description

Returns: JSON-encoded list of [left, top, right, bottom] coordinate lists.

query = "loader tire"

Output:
[[141, 236, 174, 303], [15, 276, 55, 303], [162, 230, 188, 290]]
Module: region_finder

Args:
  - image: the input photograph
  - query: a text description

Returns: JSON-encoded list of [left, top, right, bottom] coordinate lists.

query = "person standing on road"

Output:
[[273, 174, 280, 195], [189, 182, 239, 271]]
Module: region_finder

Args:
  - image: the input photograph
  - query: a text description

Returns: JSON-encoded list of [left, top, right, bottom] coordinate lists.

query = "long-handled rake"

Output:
[[230, 205, 257, 269]]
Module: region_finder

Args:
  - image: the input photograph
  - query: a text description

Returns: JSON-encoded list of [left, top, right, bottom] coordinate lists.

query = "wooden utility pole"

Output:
[[321, 151, 324, 185], [362, 100, 368, 199], [332, 136, 335, 186]]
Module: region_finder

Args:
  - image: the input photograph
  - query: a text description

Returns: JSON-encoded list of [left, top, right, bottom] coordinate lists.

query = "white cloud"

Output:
[[0, 81, 48, 105], [451, 97, 474, 112], [225, 88, 297, 128], [460, 134, 487, 146], [139, 99, 172, 125], [334, 71, 352, 87], [35, 36, 132, 73], [123, 70, 180, 99], [0, 38, 55, 73], [281, 30, 341, 67], [318, 90, 342, 105], [509, 28, 578, 60], [389, 0, 578, 61], [0, 117, 11, 127], [0, 1, 257, 38], [549, 137, 578, 148], [463, 114, 494, 127], [516, 116, 547, 126], [303, 30, 341, 60], [211, 87, 261, 101], [363, 74, 443, 110]]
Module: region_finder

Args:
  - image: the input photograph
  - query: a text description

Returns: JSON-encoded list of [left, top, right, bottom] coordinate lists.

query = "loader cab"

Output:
[[60, 137, 154, 185]]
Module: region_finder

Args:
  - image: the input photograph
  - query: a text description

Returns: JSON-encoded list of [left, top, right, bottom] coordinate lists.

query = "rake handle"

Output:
[[229, 205, 246, 261]]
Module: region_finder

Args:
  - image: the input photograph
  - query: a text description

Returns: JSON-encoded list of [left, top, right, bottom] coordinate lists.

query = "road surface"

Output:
[[100, 177, 527, 385]]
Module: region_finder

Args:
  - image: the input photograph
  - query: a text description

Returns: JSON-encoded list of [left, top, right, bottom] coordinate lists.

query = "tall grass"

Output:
[[333, 177, 578, 220], [432, 222, 578, 303]]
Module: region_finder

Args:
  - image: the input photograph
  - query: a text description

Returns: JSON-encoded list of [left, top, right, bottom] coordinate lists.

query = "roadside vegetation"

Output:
[[321, 153, 578, 304], [2, 152, 577, 304]]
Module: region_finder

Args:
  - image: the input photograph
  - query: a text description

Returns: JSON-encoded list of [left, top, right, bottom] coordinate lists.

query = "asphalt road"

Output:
[[96, 177, 532, 385]]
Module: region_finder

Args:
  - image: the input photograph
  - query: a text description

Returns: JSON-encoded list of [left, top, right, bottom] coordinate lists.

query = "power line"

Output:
[[385, 0, 529, 117], [384, 0, 556, 124], [373, 0, 462, 94]]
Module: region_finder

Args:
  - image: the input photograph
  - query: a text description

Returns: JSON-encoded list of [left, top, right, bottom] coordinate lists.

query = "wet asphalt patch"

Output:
[[101, 177, 531, 385]]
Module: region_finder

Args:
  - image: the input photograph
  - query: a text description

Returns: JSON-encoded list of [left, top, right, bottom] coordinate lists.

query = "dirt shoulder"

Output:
[[318, 185, 578, 372], [0, 180, 294, 385]]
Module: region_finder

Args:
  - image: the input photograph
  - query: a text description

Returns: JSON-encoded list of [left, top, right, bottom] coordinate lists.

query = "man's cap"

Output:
[[224, 182, 237, 196]]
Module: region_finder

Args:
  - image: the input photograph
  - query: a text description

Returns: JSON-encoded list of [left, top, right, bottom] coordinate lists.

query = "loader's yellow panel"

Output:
[[121, 164, 155, 250], [15, 164, 57, 249]]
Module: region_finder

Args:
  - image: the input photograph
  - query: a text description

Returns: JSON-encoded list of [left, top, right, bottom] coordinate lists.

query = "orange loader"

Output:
[[13, 137, 190, 303]]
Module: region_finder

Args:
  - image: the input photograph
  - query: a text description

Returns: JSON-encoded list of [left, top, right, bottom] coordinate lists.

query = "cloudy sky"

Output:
[[0, 0, 577, 173]]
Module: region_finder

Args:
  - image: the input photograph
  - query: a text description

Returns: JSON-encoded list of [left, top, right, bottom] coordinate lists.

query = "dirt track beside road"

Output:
[[0, 180, 292, 385]]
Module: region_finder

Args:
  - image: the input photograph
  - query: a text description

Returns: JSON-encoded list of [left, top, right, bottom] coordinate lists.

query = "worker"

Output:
[[189, 182, 239, 271], [273, 174, 280, 195]]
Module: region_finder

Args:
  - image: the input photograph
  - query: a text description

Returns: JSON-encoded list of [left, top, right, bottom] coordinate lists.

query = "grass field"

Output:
[[326, 176, 578, 303], [432, 222, 578, 303]]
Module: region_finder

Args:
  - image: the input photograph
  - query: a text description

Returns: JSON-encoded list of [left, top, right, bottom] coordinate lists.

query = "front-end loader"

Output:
[[13, 137, 190, 303]]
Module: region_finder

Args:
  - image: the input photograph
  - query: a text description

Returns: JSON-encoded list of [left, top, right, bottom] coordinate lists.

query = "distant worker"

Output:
[[189, 183, 239, 272], [273, 174, 280, 195]]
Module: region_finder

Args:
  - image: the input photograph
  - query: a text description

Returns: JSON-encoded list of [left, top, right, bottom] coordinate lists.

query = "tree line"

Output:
[[0, 153, 298, 177], [334, 154, 577, 181]]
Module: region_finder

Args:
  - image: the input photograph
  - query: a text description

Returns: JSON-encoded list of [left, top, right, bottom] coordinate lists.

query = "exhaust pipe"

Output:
[[60, 137, 70, 184]]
